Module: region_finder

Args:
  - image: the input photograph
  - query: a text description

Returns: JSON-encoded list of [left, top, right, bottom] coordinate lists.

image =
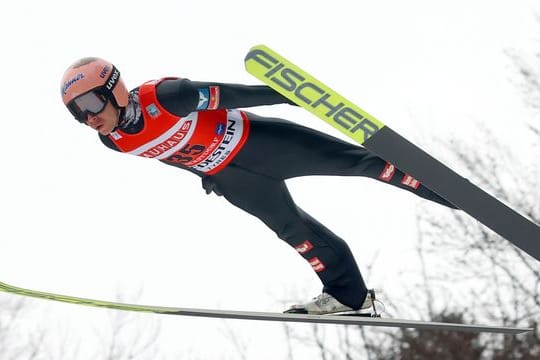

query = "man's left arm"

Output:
[[156, 78, 295, 117]]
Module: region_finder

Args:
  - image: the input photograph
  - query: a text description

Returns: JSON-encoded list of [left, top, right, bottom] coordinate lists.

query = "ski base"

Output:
[[0, 281, 530, 334], [171, 308, 530, 335]]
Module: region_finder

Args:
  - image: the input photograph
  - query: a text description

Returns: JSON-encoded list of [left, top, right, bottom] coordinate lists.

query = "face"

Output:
[[85, 101, 120, 135]]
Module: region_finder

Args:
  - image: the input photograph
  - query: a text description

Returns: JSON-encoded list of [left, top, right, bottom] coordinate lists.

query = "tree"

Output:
[[0, 289, 162, 360], [411, 126, 540, 358], [0, 295, 45, 360]]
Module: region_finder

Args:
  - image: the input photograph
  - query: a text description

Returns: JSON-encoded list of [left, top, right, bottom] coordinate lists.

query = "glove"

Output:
[[201, 176, 223, 196]]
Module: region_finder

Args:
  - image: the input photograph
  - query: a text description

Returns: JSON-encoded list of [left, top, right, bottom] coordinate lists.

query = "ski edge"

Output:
[[0, 281, 530, 334]]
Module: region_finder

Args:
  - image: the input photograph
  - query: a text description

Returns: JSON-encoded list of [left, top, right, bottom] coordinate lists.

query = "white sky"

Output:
[[0, 0, 539, 358]]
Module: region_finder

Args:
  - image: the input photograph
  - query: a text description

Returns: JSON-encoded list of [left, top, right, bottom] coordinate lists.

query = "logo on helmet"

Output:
[[62, 73, 85, 95], [99, 65, 111, 79], [106, 69, 120, 90]]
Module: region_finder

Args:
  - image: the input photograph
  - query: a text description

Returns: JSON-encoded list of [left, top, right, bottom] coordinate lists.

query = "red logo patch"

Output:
[[295, 240, 314, 254], [308, 257, 326, 273], [401, 174, 421, 189], [208, 86, 220, 110], [379, 162, 396, 182]]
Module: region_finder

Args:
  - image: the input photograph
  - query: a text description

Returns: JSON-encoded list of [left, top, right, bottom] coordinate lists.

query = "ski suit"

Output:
[[99, 78, 456, 309]]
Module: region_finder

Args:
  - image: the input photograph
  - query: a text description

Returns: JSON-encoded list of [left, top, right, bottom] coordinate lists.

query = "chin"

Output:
[[99, 128, 113, 136]]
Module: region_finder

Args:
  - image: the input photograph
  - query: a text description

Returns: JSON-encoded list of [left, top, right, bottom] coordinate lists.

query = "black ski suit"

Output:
[[100, 78, 456, 309]]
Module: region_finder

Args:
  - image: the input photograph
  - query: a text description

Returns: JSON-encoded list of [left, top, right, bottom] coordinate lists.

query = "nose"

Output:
[[86, 114, 98, 127]]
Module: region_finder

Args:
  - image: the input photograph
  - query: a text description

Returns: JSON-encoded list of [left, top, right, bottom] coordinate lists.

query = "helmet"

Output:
[[60, 57, 129, 122]]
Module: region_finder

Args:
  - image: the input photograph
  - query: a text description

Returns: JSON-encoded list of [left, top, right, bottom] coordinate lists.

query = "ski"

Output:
[[0, 281, 529, 334], [244, 44, 540, 262]]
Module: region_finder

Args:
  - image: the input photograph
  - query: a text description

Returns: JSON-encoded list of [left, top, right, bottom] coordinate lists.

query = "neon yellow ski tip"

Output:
[[244, 44, 385, 145]]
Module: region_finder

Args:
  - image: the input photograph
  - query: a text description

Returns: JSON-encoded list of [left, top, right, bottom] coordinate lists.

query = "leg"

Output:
[[234, 113, 457, 209], [205, 166, 368, 309]]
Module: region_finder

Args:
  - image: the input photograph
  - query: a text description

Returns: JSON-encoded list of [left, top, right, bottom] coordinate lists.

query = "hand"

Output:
[[201, 176, 223, 196]]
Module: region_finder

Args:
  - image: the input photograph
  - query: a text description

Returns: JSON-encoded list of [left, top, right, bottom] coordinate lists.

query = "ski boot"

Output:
[[284, 289, 381, 317]]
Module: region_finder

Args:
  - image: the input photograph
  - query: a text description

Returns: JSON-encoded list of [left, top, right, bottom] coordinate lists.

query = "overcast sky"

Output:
[[0, 0, 539, 358]]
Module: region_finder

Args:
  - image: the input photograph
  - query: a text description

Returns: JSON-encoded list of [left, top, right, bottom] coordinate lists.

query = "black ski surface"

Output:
[[364, 127, 540, 259]]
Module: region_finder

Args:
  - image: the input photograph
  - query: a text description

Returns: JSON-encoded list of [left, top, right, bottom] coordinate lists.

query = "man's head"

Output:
[[60, 57, 129, 135]]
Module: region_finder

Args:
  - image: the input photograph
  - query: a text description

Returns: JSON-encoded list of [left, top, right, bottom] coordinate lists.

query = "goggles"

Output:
[[66, 66, 121, 123]]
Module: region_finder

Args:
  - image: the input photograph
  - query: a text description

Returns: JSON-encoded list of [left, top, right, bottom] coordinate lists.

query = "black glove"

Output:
[[201, 176, 223, 196]]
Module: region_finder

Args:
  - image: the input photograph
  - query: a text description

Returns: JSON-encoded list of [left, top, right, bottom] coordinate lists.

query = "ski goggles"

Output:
[[66, 66, 121, 123]]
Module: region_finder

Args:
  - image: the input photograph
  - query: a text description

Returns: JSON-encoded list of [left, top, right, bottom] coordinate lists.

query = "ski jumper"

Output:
[[100, 78, 456, 309]]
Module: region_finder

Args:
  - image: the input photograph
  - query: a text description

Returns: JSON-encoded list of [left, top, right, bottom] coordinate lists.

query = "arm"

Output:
[[155, 78, 295, 117]]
